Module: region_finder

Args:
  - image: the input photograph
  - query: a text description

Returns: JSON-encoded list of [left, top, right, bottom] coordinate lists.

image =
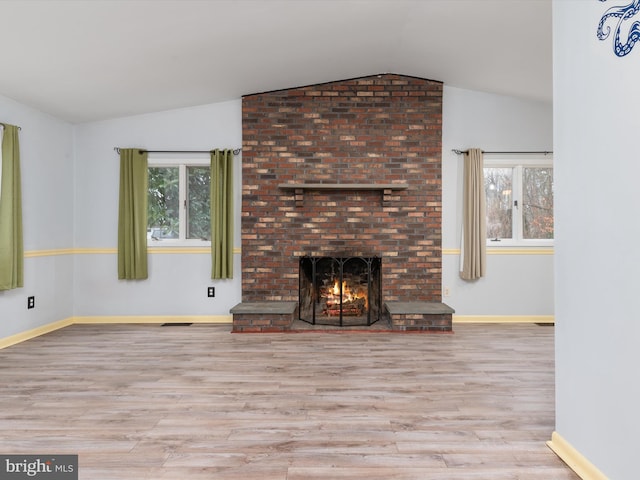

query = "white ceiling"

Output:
[[0, 0, 552, 124]]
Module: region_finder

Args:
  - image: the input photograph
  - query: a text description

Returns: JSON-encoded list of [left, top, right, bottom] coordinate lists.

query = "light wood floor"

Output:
[[0, 323, 578, 479]]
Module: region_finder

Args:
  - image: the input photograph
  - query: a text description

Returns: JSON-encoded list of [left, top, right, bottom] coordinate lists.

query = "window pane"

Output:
[[148, 167, 179, 239], [523, 167, 554, 239], [484, 167, 513, 240], [187, 166, 211, 240]]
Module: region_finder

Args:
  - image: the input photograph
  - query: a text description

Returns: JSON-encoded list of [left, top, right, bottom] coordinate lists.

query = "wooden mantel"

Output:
[[278, 183, 408, 191], [278, 183, 409, 207]]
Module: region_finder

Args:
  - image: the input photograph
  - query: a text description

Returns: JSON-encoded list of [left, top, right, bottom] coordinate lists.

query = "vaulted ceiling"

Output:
[[0, 0, 552, 124]]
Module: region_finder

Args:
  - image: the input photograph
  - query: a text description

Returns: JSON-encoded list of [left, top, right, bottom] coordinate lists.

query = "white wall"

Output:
[[0, 83, 555, 336], [72, 87, 554, 320], [72, 100, 242, 317], [0, 94, 74, 337], [553, 2, 640, 478], [441, 86, 554, 316]]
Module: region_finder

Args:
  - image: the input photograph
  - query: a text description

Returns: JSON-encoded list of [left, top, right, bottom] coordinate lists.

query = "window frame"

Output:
[[147, 155, 211, 247], [483, 154, 554, 248]]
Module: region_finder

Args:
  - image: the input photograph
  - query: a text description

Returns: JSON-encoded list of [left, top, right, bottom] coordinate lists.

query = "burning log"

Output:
[[323, 297, 366, 316]]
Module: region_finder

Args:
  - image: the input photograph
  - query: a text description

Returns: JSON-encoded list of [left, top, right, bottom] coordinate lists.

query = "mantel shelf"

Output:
[[278, 183, 409, 191]]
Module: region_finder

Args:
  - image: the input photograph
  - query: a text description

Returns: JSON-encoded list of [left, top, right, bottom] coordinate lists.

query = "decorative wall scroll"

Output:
[[597, 0, 640, 56]]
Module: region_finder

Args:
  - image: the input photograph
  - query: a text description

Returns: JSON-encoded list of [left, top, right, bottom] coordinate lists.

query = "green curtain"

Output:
[[118, 149, 148, 280], [210, 149, 234, 279], [0, 124, 24, 291]]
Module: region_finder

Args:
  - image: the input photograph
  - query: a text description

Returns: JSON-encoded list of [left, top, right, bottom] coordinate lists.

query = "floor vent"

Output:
[[535, 323, 554, 327], [161, 323, 193, 327]]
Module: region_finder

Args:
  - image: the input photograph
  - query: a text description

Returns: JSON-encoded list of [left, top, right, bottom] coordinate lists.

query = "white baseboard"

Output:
[[547, 431, 608, 480], [72, 315, 233, 324], [1, 314, 552, 349], [0, 315, 232, 349], [453, 315, 554, 324], [0, 318, 74, 349]]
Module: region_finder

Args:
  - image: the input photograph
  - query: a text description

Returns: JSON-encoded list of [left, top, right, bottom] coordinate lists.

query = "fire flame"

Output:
[[324, 278, 368, 314]]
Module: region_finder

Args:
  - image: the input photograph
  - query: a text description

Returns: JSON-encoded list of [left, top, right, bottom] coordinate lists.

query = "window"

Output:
[[147, 157, 211, 245], [484, 156, 553, 246]]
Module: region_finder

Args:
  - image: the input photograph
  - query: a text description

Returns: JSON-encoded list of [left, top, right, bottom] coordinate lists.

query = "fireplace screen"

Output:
[[299, 256, 382, 326]]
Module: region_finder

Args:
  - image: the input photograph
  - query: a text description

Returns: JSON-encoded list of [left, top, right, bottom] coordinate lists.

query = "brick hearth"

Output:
[[235, 74, 452, 332]]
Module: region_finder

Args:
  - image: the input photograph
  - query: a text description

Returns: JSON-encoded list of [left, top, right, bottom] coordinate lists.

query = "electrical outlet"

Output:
[[27, 296, 35, 309], [443, 287, 450, 297], [207, 287, 215, 298]]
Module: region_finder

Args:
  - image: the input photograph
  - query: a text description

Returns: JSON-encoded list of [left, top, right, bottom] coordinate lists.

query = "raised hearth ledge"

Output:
[[278, 183, 408, 190], [385, 301, 454, 332], [230, 301, 454, 332], [385, 301, 455, 315], [230, 301, 297, 315]]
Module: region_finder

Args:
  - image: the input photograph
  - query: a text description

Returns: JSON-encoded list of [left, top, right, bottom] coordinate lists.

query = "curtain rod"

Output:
[[452, 149, 552, 155], [114, 147, 241, 155], [0, 123, 21, 130]]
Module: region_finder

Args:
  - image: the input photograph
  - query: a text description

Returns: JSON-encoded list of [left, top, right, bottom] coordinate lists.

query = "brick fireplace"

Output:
[[232, 74, 453, 332]]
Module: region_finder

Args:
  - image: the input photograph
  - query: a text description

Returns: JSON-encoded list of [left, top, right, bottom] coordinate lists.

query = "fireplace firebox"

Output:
[[299, 256, 382, 327]]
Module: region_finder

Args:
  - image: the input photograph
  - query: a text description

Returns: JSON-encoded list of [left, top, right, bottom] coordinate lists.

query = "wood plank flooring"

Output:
[[0, 323, 578, 479]]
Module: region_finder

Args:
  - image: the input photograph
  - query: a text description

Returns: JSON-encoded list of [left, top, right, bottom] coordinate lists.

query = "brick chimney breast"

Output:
[[241, 74, 443, 303]]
